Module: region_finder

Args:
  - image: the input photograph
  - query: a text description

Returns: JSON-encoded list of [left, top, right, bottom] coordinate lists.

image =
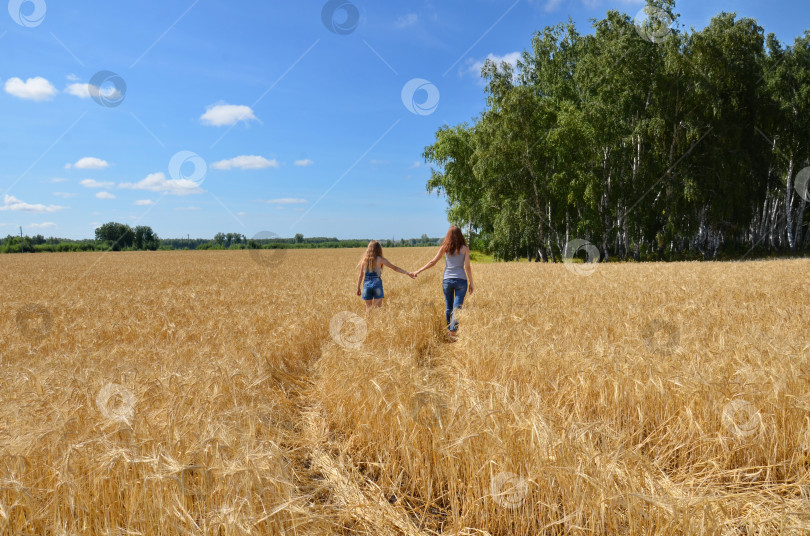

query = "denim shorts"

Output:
[[362, 274, 384, 300]]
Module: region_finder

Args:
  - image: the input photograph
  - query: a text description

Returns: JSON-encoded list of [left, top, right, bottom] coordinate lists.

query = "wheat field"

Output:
[[1, 248, 809, 535]]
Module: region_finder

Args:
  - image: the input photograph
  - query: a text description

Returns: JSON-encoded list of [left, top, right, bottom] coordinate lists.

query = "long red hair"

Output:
[[358, 240, 383, 271], [441, 226, 466, 255]]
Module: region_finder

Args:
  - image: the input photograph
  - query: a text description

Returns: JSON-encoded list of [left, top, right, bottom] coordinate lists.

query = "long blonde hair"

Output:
[[358, 240, 383, 272]]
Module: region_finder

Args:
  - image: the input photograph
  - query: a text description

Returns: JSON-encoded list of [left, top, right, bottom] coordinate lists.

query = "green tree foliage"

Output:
[[95, 222, 135, 251], [424, 1, 810, 261], [133, 226, 160, 251], [94, 223, 159, 251]]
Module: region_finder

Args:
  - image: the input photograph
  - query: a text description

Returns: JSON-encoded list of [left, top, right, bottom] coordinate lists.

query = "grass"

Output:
[[2, 248, 809, 535], [469, 250, 495, 263]]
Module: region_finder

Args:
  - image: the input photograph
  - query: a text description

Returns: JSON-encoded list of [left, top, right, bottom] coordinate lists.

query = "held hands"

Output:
[[408, 271, 419, 279]]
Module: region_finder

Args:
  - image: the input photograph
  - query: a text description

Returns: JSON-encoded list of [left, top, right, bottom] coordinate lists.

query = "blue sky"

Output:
[[1, 0, 806, 240]]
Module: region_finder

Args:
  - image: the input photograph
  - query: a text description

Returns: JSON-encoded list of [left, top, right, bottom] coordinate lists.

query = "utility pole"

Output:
[[19, 226, 23, 253]]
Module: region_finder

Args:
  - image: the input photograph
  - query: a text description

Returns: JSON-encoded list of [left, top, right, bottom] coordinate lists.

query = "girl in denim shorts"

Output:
[[356, 240, 414, 310]]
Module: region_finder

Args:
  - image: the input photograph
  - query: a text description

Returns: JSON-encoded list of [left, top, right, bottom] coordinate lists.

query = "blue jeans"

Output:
[[442, 278, 468, 332]]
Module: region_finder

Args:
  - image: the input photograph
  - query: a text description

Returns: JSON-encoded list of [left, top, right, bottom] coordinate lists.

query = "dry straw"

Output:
[[1, 250, 809, 534]]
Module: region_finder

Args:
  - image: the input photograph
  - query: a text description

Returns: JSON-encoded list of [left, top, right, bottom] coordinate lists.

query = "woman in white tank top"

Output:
[[412, 226, 474, 341]]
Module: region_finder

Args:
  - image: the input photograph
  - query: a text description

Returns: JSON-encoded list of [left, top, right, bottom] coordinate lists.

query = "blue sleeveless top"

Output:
[[443, 250, 467, 280]]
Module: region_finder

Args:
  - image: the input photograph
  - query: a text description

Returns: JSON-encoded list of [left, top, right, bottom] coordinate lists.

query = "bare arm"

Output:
[[356, 265, 364, 296], [414, 247, 445, 276], [463, 246, 474, 294], [379, 256, 411, 276]]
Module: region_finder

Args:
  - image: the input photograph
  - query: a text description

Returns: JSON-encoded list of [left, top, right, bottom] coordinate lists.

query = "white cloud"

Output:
[[395, 13, 418, 28], [174, 206, 201, 211], [200, 104, 258, 127], [53, 192, 78, 198], [134, 199, 155, 206], [95, 191, 116, 200], [67, 73, 80, 82], [237, 211, 247, 216], [370, 159, 390, 165], [0, 195, 64, 213], [119, 172, 204, 196], [80, 179, 114, 189], [468, 52, 522, 77], [65, 82, 122, 101], [267, 198, 307, 205], [28, 222, 57, 229], [543, 0, 564, 12], [409, 161, 423, 169], [48, 178, 68, 183], [65, 83, 91, 99], [4, 77, 57, 101], [211, 155, 278, 170], [294, 159, 314, 167], [66, 157, 110, 170]]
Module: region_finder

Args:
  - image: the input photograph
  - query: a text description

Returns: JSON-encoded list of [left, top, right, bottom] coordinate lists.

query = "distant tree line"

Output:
[[0, 226, 440, 254], [424, 0, 810, 261]]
